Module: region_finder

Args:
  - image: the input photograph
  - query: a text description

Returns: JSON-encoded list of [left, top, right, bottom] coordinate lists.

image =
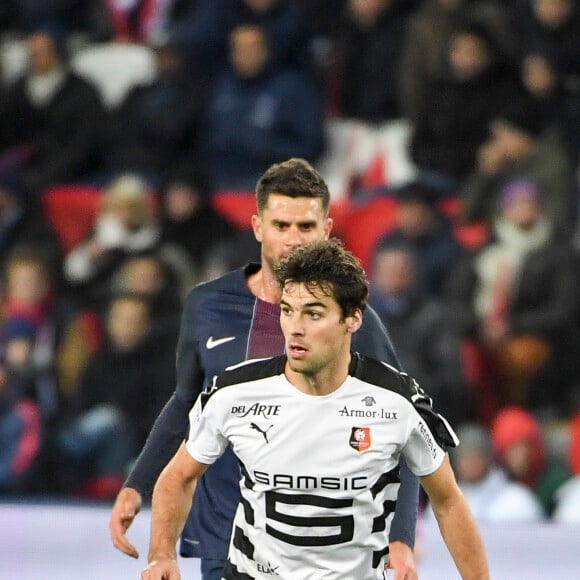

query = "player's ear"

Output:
[[345, 309, 363, 334], [251, 214, 263, 242], [323, 217, 333, 239]]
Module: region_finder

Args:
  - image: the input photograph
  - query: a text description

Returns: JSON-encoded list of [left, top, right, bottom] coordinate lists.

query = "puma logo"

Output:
[[250, 422, 274, 443]]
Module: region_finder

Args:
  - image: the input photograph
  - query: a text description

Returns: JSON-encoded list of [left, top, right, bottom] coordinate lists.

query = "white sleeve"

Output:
[[401, 413, 447, 476], [185, 394, 229, 465], [401, 377, 459, 476]]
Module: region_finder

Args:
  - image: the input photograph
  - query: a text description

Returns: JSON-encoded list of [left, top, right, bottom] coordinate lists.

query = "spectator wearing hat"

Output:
[[425, 422, 544, 522], [491, 406, 571, 515], [460, 96, 576, 231], [446, 178, 580, 420]]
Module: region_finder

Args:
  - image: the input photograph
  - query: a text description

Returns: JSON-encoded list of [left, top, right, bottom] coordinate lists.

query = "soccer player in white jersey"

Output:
[[142, 239, 489, 580]]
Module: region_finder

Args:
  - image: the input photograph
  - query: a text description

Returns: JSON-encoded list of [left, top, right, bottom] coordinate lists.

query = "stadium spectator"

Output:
[[445, 179, 580, 420], [56, 292, 175, 498], [369, 244, 469, 426], [510, 0, 580, 82], [109, 252, 185, 339], [201, 24, 324, 191], [409, 21, 520, 191], [169, 0, 312, 77], [100, 38, 205, 180], [399, 0, 514, 123], [0, 175, 63, 273], [159, 164, 237, 278], [447, 422, 545, 521], [460, 96, 577, 232], [0, 26, 104, 202], [374, 182, 461, 296], [519, 49, 580, 163], [491, 405, 571, 515], [0, 245, 102, 410], [63, 174, 161, 304], [329, 0, 412, 122]]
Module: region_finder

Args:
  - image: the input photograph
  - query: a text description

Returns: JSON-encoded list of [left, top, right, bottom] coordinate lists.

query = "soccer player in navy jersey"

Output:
[[141, 239, 489, 580], [111, 158, 419, 579]]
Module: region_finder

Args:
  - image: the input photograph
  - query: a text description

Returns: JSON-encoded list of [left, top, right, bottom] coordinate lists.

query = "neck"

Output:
[[285, 349, 351, 397], [247, 260, 282, 303]]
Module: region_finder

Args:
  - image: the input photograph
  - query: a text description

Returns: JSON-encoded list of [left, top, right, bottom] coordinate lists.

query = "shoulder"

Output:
[[200, 355, 286, 407], [184, 266, 251, 308], [351, 353, 459, 449], [218, 355, 286, 388], [350, 352, 413, 399]]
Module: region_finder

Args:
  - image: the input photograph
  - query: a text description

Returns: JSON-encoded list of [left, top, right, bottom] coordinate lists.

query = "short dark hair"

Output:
[[255, 158, 330, 216], [274, 239, 368, 319]]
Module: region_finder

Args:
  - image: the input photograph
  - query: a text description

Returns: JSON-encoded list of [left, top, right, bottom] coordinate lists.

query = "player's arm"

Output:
[[142, 443, 209, 580], [420, 455, 489, 579]]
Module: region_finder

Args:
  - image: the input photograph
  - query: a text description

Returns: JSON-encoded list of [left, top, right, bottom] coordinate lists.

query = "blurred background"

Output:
[[1, 1, 580, 578]]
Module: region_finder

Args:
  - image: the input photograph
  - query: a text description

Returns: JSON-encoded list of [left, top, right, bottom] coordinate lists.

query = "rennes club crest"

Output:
[[350, 427, 371, 452]]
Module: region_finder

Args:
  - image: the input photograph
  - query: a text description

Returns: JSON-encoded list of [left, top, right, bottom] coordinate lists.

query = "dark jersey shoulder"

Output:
[[186, 264, 259, 306], [201, 355, 286, 408], [349, 352, 415, 401]]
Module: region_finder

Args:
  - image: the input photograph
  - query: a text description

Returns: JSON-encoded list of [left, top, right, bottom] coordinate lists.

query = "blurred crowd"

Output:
[[1, 0, 580, 523]]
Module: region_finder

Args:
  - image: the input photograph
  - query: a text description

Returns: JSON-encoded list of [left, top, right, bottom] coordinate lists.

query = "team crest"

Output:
[[350, 427, 371, 452]]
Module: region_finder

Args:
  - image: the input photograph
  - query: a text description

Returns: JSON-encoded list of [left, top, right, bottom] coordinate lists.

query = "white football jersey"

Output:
[[186, 353, 457, 580]]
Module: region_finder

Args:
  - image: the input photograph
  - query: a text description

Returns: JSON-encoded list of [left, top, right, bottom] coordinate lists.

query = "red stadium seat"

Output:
[[42, 185, 103, 252], [339, 196, 398, 273], [211, 190, 255, 230]]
